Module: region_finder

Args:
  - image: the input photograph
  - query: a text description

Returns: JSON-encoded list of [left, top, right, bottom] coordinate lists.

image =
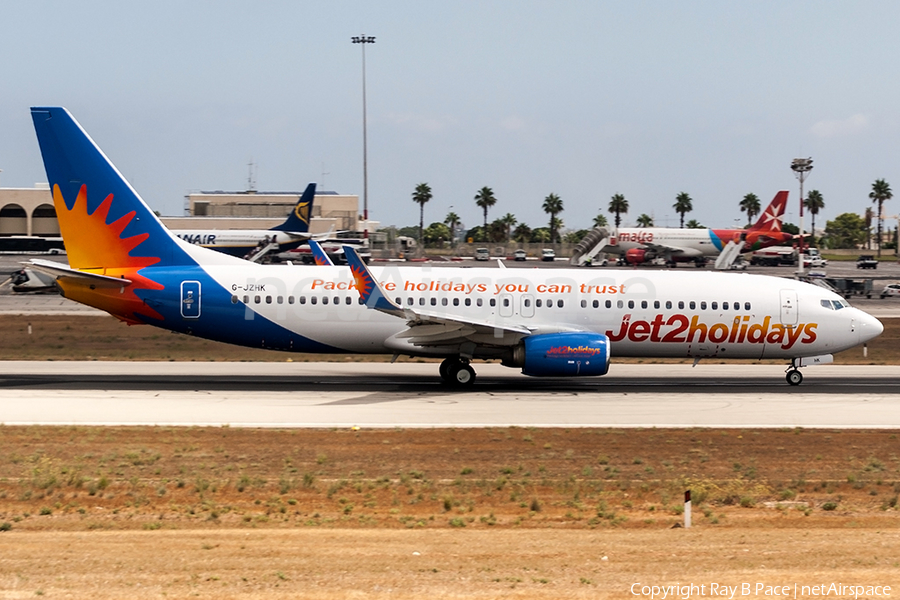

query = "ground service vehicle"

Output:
[[857, 255, 878, 269]]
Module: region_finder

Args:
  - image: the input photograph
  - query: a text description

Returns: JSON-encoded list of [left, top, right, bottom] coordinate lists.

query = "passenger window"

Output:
[[722, 302, 728, 310], [593, 300, 599, 309], [430, 298, 437, 306], [744, 302, 751, 310], [299, 296, 306, 305], [322, 297, 329, 305], [558, 300, 564, 308], [453, 298, 460, 306], [503, 298, 509, 307], [678, 301, 684, 309], [665, 300, 672, 309], [442, 298, 448, 306], [407, 297, 414, 306], [345, 297, 351, 305], [334, 297, 339, 305], [358, 297, 364, 305], [476, 299, 483, 307], [395, 297, 401, 305], [254, 295, 261, 304], [536, 299, 543, 308], [654, 300, 660, 309], [524, 298, 531, 307], [581, 300, 587, 308], [310, 297, 317, 305], [277, 296, 283, 304], [465, 298, 471, 306], [419, 298, 425, 306], [641, 300, 648, 309], [605, 300, 612, 309], [711, 302, 717, 310], [288, 296, 295, 304], [490, 299, 496, 307], [617, 300, 624, 309], [628, 300, 634, 309], [700, 301, 707, 310], [689, 301, 696, 310], [231, 295, 239, 304], [242, 295, 249, 304]]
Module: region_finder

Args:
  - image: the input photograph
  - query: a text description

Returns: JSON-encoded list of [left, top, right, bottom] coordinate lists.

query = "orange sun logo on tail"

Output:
[[54, 184, 165, 323]]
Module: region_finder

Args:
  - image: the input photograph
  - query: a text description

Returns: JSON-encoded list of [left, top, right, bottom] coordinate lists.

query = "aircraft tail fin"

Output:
[[30, 107, 192, 270], [270, 183, 315, 232], [749, 191, 788, 233], [343, 245, 403, 315], [308, 239, 334, 266]]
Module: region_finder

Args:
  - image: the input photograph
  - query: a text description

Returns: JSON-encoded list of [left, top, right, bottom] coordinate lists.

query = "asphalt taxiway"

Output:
[[0, 362, 898, 429]]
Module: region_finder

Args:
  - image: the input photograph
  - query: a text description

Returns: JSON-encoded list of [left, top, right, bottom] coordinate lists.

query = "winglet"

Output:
[[270, 183, 316, 232], [308, 239, 334, 266], [343, 245, 403, 314]]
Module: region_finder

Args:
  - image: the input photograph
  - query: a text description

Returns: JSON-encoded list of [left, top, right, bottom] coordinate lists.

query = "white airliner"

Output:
[[28, 107, 883, 386], [173, 183, 320, 261], [601, 191, 791, 266]]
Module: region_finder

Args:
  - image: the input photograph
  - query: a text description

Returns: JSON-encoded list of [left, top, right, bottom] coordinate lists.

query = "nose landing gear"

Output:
[[440, 357, 476, 386]]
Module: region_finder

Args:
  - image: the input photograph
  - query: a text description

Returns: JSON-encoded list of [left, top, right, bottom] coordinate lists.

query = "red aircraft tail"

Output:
[[749, 191, 788, 233]]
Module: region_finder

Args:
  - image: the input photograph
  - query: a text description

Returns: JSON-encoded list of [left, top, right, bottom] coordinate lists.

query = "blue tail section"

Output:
[[343, 245, 403, 314], [30, 107, 192, 269], [308, 239, 334, 266], [271, 183, 315, 232]]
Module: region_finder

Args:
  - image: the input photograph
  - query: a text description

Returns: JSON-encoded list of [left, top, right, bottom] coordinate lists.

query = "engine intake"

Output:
[[518, 332, 611, 377]]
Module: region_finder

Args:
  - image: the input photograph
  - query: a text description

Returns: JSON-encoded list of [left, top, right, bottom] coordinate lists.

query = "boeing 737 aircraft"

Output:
[[173, 183, 319, 261], [604, 191, 791, 266], [28, 108, 883, 386]]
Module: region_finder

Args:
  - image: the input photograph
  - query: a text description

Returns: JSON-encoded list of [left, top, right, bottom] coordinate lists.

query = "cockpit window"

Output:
[[832, 300, 845, 310], [820, 299, 833, 310]]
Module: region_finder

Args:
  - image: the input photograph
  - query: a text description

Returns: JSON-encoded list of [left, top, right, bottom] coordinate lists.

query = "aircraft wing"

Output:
[[641, 242, 702, 258], [27, 259, 133, 289], [343, 246, 531, 347]]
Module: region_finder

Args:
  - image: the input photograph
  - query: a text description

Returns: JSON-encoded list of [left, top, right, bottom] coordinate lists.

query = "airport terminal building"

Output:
[[0, 186, 369, 238]]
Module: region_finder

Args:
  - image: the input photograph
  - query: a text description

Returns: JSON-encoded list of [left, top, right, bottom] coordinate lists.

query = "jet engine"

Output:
[[625, 248, 648, 264], [506, 333, 611, 377]]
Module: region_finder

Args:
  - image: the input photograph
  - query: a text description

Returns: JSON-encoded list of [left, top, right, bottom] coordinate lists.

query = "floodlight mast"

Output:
[[791, 157, 813, 275], [352, 35, 376, 237]]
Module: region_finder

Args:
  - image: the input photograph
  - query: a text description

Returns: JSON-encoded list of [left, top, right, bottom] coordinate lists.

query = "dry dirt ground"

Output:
[[1, 427, 900, 597], [1, 316, 900, 597]]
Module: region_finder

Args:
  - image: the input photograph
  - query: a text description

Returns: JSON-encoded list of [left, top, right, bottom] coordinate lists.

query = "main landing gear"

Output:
[[785, 358, 803, 386], [439, 357, 476, 386]]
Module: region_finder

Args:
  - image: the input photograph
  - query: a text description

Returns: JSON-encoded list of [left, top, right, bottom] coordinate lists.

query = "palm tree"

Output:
[[592, 213, 608, 228], [803, 190, 825, 245], [673, 192, 693, 228], [542, 193, 564, 243], [869, 179, 893, 256], [444, 211, 461, 247], [864, 207, 874, 249], [512, 223, 532, 244], [474, 187, 497, 231], [636, 213, 654, 227], [685, 219, 703, 229], [411, 183, 432, 247], [739, 193, 761, 227], [499, 213, 517, 242], [608, 193, 628, 228]]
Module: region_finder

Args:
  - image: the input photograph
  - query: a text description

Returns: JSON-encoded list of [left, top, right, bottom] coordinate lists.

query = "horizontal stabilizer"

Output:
[[28, 259, 132, 288]]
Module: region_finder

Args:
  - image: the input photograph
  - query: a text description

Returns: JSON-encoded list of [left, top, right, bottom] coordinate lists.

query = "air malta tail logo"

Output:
[[757, 199, 786, 232], [294, 201, 310, 225]]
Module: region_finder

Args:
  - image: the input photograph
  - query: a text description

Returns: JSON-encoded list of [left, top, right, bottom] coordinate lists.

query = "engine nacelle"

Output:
[[519, 332, 611, 377], [625, 248, 648, 264]]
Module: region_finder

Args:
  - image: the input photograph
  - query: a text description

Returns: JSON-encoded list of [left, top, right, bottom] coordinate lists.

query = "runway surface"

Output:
[[0, 361, 897, 428]]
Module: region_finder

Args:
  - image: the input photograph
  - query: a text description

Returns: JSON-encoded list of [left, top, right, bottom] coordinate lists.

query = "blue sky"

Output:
[[1, 1, 898, 232]]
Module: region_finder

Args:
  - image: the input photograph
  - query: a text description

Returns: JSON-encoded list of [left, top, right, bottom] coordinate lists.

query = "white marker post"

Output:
[[684, 490, 691, 529]]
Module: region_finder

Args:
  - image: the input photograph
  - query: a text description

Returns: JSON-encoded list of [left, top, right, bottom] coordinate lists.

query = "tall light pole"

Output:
[[352, 34, 375, 236], [791, 157, 813, 274]]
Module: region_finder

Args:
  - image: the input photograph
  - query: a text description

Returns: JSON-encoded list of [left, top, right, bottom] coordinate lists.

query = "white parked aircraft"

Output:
[[28, 107, 883, 386], [173, 183, 319, 262]]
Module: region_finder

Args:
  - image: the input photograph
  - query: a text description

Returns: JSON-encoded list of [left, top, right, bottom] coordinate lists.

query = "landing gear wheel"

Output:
[[449, 363, 476, 386], [439, 358, 457, 382], [786, 369, 803, 386]]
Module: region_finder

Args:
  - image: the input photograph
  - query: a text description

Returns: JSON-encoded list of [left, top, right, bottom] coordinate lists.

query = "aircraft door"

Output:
[[181, 281, 201, 319], [499, 293, 514, 318], [779, 289, 798, 325], [521, 294, 535, 318]]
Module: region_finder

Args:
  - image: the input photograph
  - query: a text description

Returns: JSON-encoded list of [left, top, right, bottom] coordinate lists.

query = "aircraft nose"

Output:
[[857, 311, 884, 344]]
